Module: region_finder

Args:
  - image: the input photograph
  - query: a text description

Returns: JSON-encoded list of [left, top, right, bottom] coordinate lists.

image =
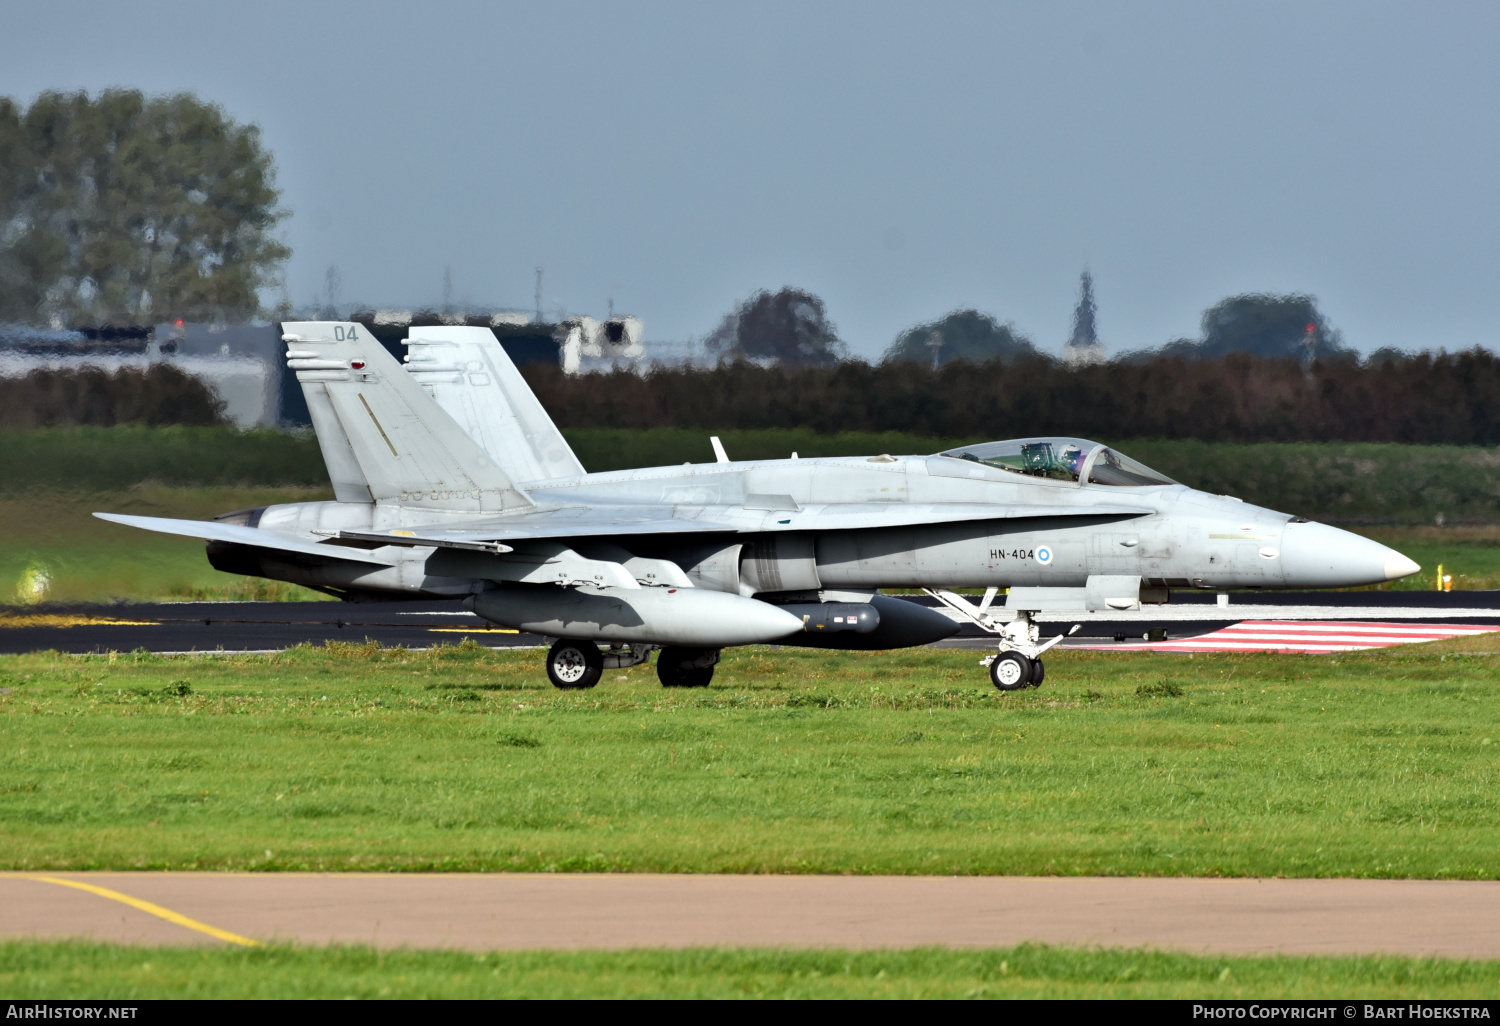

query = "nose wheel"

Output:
[[989, 652, 1044, 691], [979, 614, 1074, 692], [923, 591, 1074, 693], [989, 652, 1032, 691]]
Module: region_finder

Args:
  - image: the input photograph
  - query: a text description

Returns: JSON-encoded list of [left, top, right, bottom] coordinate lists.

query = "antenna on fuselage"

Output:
[[710, 436, 730, 464]]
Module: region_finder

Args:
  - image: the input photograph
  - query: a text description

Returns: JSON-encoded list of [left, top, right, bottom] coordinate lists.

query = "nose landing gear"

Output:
[[979, 614, 1063, 691], [922, 588, 1076, 693]]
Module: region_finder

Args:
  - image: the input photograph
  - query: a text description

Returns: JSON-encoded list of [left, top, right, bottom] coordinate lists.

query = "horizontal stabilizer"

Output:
[[94, 513, 395, 566]]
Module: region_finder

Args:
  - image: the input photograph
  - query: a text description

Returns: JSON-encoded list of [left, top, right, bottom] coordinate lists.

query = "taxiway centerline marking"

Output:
[[23, 875, 260, 947], [427, 627, 519, 634]]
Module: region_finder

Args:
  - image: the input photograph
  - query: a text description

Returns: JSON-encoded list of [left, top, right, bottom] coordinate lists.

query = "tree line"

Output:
[[9, 347, 1500, 444], [523, 349, 1500, 445], [0, 364, 224, 429]]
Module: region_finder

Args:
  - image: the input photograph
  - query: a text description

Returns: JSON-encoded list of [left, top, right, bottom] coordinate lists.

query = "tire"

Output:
[[1029, 658, 1046, 688], [657, 646, 716, 688], [546, 639, 603, 690], [989, 652, 1032, 691]]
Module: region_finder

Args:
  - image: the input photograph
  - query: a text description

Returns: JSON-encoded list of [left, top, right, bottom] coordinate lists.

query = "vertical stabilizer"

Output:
[[281, 322, 533, 512], [404, 326, 585, 482], [298, 377, 374, 503]]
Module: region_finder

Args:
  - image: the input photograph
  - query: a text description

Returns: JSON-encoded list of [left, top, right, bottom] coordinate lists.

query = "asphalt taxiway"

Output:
[[2, 592, 1497, 655], [5, 873, 1499, 956]]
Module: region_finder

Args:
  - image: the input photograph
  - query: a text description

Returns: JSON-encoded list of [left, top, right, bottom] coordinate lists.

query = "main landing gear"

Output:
[[656, 646, 719, 688], [545, 639, 720, 690], [546, 639, 603, 690]]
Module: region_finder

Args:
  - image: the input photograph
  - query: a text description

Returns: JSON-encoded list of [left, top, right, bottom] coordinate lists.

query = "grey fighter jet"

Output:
[[97, 322, 1421, 692]]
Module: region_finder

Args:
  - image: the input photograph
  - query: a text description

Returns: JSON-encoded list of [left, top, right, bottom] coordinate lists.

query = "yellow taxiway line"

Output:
[[427, 627, 518, 634], [24, 875, 260, 947]]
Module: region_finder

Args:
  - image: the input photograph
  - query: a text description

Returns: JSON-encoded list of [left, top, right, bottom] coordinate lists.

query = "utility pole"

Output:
[[534, 267, 544, 324]]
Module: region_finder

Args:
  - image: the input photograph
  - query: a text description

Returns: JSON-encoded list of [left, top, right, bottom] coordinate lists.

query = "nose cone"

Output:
[[1281, 521, 1421, 588]]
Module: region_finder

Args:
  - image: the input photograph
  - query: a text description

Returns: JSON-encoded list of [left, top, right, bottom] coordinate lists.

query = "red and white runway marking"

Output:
[[1113, 620, 1497, 654]]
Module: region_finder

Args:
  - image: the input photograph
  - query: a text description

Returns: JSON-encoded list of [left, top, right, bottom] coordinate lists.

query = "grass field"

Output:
[[4, 941, 1498, 999], [2, 640, 1497, 878]]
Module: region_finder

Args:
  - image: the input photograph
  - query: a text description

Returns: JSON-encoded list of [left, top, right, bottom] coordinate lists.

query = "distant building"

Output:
[[555, 315, 644, 374], [0, 304, 653, 431], [0, 321, 287, 428], [350, 309, 648, 377]]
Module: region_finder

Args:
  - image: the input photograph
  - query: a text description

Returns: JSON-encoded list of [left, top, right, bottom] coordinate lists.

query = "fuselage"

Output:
[[216, 451, 1414, 600]]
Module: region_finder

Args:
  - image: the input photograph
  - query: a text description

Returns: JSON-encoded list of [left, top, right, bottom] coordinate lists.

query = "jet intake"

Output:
[[469, 583, 803, 647], [739, 535, 821, 594]]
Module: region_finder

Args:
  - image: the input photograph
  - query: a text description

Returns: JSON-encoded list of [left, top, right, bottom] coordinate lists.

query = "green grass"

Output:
[[1356, 525, 1500, 591], [1120, 440, 1500, 528], [4, 941, 1498, 998], [0, 486, 335, 604], [0, 426, 330, 491], [2, 641, 1498, 877]]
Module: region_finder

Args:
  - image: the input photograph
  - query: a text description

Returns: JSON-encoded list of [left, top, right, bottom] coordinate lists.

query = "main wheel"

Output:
[[657, 646, 716, 688], [989, 652, 1032, 691], [1029, 658, 1046, 688], [546, 639, 603, 690]]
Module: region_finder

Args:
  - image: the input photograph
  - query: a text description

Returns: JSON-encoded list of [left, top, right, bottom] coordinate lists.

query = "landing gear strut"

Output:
[[921, 589, 1076, 693], [979, 612, 1070, 691]]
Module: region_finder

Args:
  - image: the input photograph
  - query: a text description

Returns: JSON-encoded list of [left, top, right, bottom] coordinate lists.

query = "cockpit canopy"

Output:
[[936, 437, 1176, 487]]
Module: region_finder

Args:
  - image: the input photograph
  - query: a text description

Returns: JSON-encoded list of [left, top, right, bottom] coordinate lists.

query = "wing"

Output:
[[93, 513, 396, 566]]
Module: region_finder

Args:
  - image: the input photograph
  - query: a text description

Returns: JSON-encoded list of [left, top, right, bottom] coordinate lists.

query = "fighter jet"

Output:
[[97, 322, 1421, 692]]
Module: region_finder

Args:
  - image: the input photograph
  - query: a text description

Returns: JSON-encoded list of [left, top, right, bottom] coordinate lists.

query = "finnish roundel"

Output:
[[1036, 545, 1053, 565]]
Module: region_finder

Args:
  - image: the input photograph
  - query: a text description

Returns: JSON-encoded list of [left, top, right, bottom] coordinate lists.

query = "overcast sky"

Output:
[[5, 0, 1498, 357]]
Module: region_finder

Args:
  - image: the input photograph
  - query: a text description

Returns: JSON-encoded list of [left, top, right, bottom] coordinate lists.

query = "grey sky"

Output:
[[5, 0, 1498, 358]]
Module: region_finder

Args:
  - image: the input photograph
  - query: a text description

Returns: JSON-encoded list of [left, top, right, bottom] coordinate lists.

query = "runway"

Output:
[[1, 592, 1497, 656], [5, 873, 1500, 957], [0, 600, 550, 655]]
